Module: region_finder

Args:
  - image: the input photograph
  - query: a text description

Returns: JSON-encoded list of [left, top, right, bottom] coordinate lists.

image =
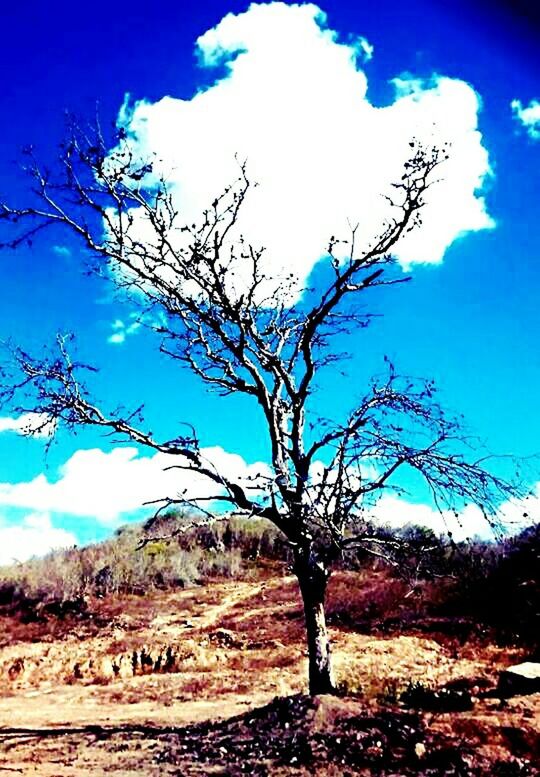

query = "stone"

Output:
[[208, 628, 245, 649], [498, 662, 540, 697]]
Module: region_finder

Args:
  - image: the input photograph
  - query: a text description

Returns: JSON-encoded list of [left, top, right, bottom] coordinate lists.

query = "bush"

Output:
[[0, 513, 289, 610], [1, 508, 537, 652], [438, 523, 540, 647]]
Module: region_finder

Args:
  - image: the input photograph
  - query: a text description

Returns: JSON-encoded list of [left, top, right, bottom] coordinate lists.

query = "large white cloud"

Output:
[[0, 443, 535, 559], [116, 2, 493, 301], [511, 98, 540, 140], [0, 513, 76, 566], [0, 446, 270, 525]]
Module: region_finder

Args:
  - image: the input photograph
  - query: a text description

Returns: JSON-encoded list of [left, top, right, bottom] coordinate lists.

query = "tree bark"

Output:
[[294, 549, 336, 695]]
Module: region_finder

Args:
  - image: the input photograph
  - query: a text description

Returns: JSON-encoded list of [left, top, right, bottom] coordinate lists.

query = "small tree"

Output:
[[0, 125, 521, 694]]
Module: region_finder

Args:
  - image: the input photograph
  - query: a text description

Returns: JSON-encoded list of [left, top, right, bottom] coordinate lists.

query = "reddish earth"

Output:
[[0, 572, 538, 775]]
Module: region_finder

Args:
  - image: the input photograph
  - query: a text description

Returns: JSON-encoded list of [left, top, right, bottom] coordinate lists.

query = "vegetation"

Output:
[[0, 515, 285, 605], [1, 515, 537, 654]]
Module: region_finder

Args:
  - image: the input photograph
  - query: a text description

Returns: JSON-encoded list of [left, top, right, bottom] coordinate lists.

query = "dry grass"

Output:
[[0, 515, 288, 630], [0, 514, 538, 671], [0, 571, 538, 775]]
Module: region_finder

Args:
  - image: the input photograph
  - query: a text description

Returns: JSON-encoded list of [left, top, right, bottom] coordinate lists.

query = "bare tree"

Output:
[[0, 125, 522, 694]]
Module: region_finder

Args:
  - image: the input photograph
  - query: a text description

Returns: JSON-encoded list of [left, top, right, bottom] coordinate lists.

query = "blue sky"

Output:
[[0, 0, 539, 560]]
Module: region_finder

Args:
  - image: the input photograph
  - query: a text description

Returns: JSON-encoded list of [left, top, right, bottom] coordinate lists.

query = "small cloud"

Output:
[[52, 245, 72, 258], [107, 315, 142, 345], [126, 321, 142, 336], [108, 331, 126, 345], [511, 98, 540, 140], [355, 35, 374, 62], [369, 491, 538, 542], [0, 413, 56, 439]]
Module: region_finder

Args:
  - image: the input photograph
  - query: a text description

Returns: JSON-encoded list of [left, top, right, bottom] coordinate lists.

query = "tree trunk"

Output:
[[294, 550, 336, 695]]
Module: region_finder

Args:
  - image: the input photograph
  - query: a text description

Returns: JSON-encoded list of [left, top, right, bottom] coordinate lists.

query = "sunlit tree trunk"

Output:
[[294, 549, 335, 695]]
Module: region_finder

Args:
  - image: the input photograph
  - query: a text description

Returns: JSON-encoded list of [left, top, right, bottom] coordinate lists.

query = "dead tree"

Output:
[[0, 125, 522, 694]]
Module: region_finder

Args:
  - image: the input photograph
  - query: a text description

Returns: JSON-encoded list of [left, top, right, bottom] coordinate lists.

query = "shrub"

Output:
[[0, 512, 288, 609], [438, 523, 540, 647]]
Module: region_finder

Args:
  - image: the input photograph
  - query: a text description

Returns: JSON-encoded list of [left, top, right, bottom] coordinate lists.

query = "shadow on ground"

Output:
[[1, 694, 535, 776]]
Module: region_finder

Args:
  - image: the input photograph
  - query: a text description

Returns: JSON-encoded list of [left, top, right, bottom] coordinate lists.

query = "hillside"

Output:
[[0, 535, 539, 774]]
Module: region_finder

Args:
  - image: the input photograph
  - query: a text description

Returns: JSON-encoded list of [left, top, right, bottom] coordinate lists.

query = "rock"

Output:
[[208, 628, 245, 649], [113, 614, 134, 631], [498, 662, 540, 697], [8, 658, 24, 681]]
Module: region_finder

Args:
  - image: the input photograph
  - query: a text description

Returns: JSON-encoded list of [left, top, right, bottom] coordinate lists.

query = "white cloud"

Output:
[[0, 513, 76, 566], [368, 490, 538, 542], [52, 244, 72, 258], [308, 455, 537, 541], [0, 442, 534, 548], [114, 2, 493, 303], [511, 98, 540, 140], [0, 446, 270, 525], [107, 314, 143, 345], [0, 413, 56, 439], [356, 35, 374, 62]]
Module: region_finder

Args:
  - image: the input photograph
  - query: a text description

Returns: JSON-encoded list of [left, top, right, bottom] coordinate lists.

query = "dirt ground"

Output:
[[0, 573, 538, 775]]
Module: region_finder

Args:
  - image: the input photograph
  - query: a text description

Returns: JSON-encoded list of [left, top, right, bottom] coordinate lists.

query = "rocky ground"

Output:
[[0, 572, 538, 775]]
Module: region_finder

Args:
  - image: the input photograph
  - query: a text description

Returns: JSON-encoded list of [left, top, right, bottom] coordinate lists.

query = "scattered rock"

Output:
[[112, 614, 135, 631], [498, 663, 540, 698], [7, 658, 24, 681], [208, 628, 245, 649]]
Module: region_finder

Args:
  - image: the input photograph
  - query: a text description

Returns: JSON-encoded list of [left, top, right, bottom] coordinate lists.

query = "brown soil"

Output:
[[0, 572, 538, 775]]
